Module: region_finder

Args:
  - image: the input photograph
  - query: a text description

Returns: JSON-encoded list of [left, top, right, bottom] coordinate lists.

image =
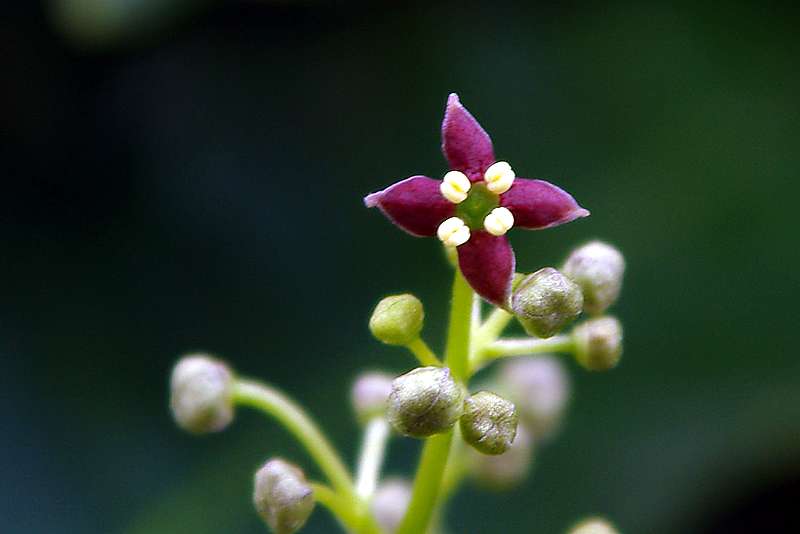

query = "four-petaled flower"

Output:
[[365, 93, 589, 309]]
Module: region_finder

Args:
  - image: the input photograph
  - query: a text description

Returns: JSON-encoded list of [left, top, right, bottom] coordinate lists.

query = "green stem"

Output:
[[445, 268, 473, 381], [233, 379, 355, 500], [395, 432, 454, 534], [396, 268, 473, 534], [405, 337, 442, 367], [475, 334, 574, 368]]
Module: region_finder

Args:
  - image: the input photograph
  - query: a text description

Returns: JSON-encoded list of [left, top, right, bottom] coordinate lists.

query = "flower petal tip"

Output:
[[364, 191, 382, 208], [575, 207, 591, 219]]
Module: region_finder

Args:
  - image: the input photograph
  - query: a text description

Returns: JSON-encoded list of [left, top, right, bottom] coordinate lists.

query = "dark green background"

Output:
[[4, 2, 799, 533]]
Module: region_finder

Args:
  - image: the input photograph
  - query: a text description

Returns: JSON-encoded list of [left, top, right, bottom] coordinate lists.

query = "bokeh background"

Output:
[[3, 1, 800, 533]]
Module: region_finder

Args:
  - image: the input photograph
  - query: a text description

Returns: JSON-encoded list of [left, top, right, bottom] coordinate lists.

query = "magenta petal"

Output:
[[457, 231, 515, 309], [364, 175, 455, 237], [500, 178, 590, 230], [441, 94, 495, 180]]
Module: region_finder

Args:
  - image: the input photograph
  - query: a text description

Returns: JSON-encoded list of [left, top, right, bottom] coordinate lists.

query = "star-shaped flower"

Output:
[[365, 94, 589, 308]]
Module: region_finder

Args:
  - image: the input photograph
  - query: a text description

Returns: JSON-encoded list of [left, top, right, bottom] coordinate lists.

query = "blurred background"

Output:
[[3, 1, 800, 533]]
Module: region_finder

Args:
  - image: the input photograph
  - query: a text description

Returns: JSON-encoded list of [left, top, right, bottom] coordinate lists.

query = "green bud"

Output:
[[460, 391, 518, 455], [370, 478, 412, 533], [469, 424, 534, 489], [169, 354, 234, 434], [573, 316, 623, 371], [253, 458, 315, 534], [563, 241, 625, 315], [351, 371, 393, 423], [511, 268, 583, 338], [387, 366, 464, 437], [498, 356, 570, 439], [369, 294, 424, 345], [568, 517, 619, 534]]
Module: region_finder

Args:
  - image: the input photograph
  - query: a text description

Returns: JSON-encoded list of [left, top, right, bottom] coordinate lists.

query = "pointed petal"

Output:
[[457, 231, 515, 309], [441, 94, 495, 180], [500, 178, 590, 230], [365, 176, 455, 237]]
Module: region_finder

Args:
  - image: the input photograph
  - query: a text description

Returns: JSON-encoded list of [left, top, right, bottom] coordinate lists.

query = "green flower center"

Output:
[[456, 183, 499, 229]]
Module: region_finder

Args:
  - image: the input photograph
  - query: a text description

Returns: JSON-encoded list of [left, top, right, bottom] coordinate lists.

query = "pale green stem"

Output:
[[405, 337, 442, 367], [396, 268, 473, 534], [233, 379, 355, 500], [475, 335, 575, 369], [312, 483, 363, 532], [474, 308, 513, 348], [355, 418, 391, 500]]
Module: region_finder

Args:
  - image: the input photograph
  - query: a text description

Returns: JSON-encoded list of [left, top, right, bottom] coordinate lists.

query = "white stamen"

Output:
[[437, 217, 471, 247], [440, 171, 471, 203], [483, 207, 515, 236], [484, 161, 515, 194]]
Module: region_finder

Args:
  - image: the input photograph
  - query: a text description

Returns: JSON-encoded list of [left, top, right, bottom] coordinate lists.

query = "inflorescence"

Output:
[[169, 94, 626, 534]]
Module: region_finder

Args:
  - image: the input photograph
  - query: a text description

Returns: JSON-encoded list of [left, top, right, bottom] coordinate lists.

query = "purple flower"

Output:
[[365, 94, 589, 308]]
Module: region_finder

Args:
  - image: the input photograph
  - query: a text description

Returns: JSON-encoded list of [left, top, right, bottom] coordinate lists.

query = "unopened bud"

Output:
[[370, 478, 412, 533], [511, 268, 583, 338], [169, 354, 234, 434], [498, 356, 570, 438], [369, 294, 424, 345], [563, 241, 625, 315], [460, 391, 518, 455], [469, 424, 534, 489], [351, 372, 393, 423], [573, 316, 623, 371], [387, 366, 464, 437], [253, 458, 315, 534], [568, 517, 619, 534]]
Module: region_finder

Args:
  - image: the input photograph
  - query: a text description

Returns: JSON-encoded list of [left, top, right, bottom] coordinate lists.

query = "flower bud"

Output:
[[573, 316, 623, 371], [460, 391, 518, 455], [370, 478, 412, 534], [498, 356, 570, 438], [511, 268, 583, 338], [351, 371, 393, 423], [387, 366, 464, 437], [369, 294, 424, 345], [169, 354, 234, 434], [469, 424, 534, 489], [253, 458, 315, 534], [568, 517, 619, 534], [563, 241, 625, 315]]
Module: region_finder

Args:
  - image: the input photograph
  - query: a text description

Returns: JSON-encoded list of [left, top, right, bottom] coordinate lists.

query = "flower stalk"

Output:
[[169, 93, 627, 534]]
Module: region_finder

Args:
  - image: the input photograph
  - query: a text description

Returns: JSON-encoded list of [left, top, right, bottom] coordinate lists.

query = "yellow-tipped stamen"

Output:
[[483, 207, 514, 236], [440, 171, 471, 203], [437, 217, 471, 247], [484, 161, 515, 194]]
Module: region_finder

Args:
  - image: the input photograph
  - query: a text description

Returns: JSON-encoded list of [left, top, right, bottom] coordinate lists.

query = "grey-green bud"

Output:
[[369, 294, 424, 345], [370, 478, 412, 533], [573, 316, 623, 371], [169, 354, 234, 434], [460, 391, 518, 455], [351, 371, 393, 423], [511, 268, 583, 338], [387, 366, 464, 437], [562, 241, 625, 315], [498, 356, 570, 439], [469, 424, 534, 489], [568, 517, 619, 534], [253, 458, 315, 534]]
